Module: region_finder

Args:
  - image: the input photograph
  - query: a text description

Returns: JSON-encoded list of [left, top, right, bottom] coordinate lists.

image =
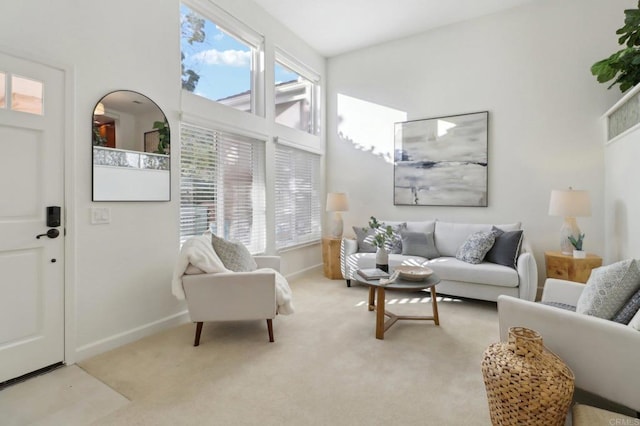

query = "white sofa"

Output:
[[341, 220, 538, 302], [498, 278, 640, 412]]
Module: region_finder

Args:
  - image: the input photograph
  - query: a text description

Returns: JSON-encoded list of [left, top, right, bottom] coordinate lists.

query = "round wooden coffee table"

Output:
[[354, 272, 441, 340]]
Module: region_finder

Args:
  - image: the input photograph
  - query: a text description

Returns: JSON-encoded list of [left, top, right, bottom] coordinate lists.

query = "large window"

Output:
[[180, 2, 263, 114], [180, 123, 266, 253], [274, 51, 319, 134], [274, 143, 321, 249]]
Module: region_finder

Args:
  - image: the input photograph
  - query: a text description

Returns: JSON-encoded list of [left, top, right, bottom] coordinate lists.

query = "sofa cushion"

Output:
[[383, 222, 406, 254], [384, 220, 436, 235], [400, 231, 439, 259], [424, 257, 519, 287], [455, 231, 496, 264], [434, 221, 521, 257], [576, 259, 640, 320], [211, 234, 258, 272], [485, 227, 523, 269], [612, 287, 640, 324], [353, 226, 377, 253]]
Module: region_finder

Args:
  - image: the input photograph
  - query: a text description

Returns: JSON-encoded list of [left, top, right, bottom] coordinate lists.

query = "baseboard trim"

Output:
[[285, 264, 322, 281], [74, 310, 190, 362]]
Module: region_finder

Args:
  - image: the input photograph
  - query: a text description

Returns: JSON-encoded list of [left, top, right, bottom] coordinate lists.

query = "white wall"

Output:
[[0, 0, 324, 361], [326, 0, 632, 287], [604, 85, 640, 262]]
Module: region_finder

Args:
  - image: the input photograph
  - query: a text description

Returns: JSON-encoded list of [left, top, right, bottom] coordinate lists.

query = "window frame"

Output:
[[179, 120, 267, 254], [180, 0, 265, 116], [274, 48, 320, 135], [274, 138, 322, 251]]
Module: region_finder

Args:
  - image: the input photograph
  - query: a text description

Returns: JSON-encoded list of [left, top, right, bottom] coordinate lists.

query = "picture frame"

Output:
[[144, 130, 160, 153], [394, 111, 488, 207]]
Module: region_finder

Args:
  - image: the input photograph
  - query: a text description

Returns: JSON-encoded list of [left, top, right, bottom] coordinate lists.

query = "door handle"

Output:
[[36, 229, 60, 239]]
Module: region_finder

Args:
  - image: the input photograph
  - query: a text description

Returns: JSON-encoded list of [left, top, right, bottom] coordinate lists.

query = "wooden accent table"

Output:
[[544, 251, 603, 284], [354, 273, 441, 340], [322, 237, 343, 279]]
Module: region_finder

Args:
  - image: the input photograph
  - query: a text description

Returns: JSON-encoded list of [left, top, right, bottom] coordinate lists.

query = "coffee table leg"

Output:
[[376, 287, 385, 339], [368, 287, 375, 311], [430, 286, 440, 325]]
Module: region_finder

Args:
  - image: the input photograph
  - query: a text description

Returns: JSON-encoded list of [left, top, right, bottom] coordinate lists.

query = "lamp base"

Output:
[[559, 217, 580, 255], [328, 212, 343, 239]]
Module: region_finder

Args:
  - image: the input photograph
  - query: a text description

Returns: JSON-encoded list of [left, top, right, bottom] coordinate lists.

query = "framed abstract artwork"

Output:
[[394, 111, 488, 207]]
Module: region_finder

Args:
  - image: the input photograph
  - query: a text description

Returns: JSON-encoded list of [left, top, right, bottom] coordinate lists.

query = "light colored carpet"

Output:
[[80, 270, 499, 425]]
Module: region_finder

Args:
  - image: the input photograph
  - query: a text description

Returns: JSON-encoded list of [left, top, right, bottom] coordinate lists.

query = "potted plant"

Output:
[[591, 2, 640, 93], [152, 120, 170, 155], [568, 234, 586, 258], [364, 216, 398, 269]]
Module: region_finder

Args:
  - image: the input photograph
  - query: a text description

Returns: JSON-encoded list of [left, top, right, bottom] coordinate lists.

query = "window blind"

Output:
[[180, 123, 266, 254], [274, 144, 321, 250]]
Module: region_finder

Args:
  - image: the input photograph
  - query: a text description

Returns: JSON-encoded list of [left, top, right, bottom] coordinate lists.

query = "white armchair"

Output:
[[498, 278, 640, 412], [182, 256, 280, 346]]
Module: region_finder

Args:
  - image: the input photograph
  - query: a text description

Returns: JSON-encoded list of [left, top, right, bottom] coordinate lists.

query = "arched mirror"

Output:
[[92, 90, 170, 201]]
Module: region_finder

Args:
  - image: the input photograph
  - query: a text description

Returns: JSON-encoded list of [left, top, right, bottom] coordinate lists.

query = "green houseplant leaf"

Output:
[[592, 2, 640, 92]]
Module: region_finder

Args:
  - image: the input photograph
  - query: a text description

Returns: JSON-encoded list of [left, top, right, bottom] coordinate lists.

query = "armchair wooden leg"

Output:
[[266, 319, 274, 342], [346, 279, 351, 287], [194, 322, 203, 347]]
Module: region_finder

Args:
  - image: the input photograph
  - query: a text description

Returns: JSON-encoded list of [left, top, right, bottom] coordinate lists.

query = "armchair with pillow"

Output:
[[498, 259, 640, 413], [172, 234, 294, 346]]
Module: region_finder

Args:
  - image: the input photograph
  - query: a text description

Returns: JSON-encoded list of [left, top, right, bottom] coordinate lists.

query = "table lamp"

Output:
[[326, 192, 349, 238], [548, 187, 591, 255]]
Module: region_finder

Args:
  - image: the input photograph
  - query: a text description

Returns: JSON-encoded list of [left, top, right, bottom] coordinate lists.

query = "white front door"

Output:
[[0, 52, 65, 383]]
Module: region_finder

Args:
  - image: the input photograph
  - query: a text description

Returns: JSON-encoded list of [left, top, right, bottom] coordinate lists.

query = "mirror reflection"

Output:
[[92, 90, 170, 201]]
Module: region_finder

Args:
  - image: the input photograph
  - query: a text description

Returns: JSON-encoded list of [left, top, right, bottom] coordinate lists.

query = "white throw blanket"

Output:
[[171, 235, 294, 315]]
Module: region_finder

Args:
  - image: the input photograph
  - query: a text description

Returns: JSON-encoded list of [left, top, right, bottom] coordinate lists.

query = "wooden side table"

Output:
[[544, 251, 603, 284], [322, 237, 343, 279]]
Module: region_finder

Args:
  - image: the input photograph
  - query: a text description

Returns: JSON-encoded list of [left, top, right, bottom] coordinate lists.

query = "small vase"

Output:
[[481, 327, 575, 426], [375, 247, 389, 272], [573, 250, 586, 259]]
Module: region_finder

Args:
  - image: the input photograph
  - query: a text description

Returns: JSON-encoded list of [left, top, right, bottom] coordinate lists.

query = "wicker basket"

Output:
[[481, 327, 575, 426]]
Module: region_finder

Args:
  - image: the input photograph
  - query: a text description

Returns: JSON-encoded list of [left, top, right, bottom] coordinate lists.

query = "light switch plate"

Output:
[[91, 207, 111, 224]]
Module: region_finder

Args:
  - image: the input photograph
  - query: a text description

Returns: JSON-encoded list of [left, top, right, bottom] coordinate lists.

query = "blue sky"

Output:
[[180, 4, 297, 102]]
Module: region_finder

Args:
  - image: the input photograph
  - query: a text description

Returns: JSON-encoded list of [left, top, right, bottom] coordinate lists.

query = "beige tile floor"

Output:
[[0, 365, 129, 426]]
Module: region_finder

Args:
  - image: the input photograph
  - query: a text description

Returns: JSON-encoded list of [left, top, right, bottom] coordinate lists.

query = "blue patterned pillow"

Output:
[[455, 231, 496, 264], [576, 259, 640, 320], [612, 288, 640, 324]]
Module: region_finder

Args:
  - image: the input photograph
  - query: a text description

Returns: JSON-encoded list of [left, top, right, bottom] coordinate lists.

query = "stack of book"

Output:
[[356, 268, 389, 280]]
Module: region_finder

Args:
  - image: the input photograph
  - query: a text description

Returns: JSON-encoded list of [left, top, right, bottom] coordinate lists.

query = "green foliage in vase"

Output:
[[568, 233, 585, 251], [591, 2, 640, 92], [364, 216, 397, 249]]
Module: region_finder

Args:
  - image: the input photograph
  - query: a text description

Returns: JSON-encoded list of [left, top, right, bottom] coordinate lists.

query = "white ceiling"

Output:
[[252, 0, 539, 57]]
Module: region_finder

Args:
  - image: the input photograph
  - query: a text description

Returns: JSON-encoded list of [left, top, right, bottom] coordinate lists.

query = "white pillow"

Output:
[[576, 259, 640, 320]]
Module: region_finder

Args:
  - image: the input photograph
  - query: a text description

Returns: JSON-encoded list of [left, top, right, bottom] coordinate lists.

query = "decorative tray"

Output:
[[394, 265, 433, 281]]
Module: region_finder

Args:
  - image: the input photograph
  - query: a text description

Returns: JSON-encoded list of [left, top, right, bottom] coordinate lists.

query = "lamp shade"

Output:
[[548, 189, 591, 218], [326, 192, 349, 212]]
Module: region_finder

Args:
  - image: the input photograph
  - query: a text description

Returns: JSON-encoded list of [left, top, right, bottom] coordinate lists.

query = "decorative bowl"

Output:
[[394, 265, 433, 281]]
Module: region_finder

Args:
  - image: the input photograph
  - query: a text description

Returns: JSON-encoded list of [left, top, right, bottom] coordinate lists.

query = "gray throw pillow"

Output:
[[576, 259, 640, 320], [382, 222, 406, 254], [612, 287, 640, 324], [211, 234, 258, 272], [353, 226, 377, 253], [401, 231, 439, 259], [455, 231, 496, 264], [485, 226, 524, 269]]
